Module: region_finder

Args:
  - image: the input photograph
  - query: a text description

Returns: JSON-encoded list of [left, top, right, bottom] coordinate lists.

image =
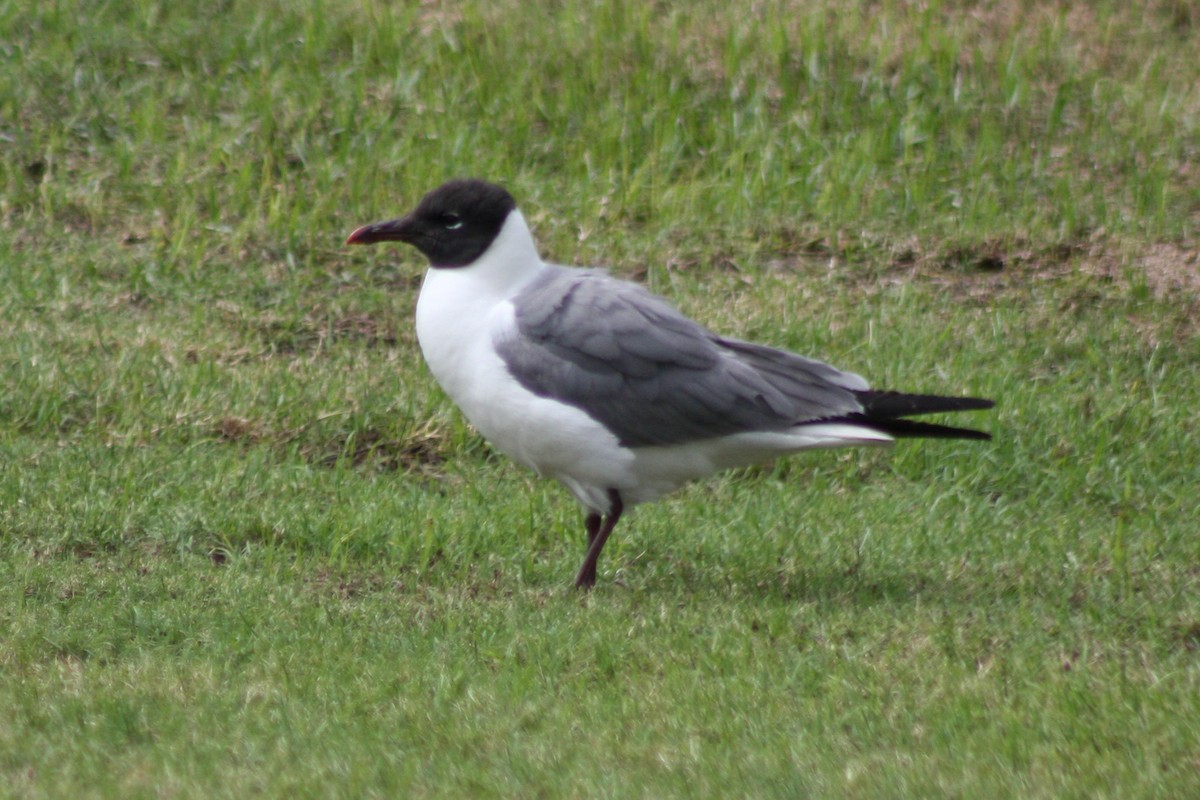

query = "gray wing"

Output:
[[493, 266, 868, 447]]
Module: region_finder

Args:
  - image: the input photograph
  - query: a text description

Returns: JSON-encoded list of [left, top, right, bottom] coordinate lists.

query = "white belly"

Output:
[[415, 270, 636, 512], [413, 264, 893, 515]]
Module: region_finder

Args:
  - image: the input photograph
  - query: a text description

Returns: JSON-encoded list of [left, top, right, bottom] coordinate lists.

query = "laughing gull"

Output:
[[347, 179, 994, 588]]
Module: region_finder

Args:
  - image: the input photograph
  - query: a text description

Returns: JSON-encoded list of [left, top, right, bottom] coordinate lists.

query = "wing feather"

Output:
[[494, 267, 864, 446]]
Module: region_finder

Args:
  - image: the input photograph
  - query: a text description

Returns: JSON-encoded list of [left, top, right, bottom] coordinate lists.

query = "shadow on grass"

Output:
[[614, 552, 989, 609]]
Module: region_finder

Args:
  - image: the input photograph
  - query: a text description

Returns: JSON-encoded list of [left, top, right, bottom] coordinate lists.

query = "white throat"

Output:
[[431, 210, 542, 298], [413, 210, 545, 409]]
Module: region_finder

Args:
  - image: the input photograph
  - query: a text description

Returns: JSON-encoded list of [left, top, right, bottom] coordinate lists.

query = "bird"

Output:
[[346, 179, 994, 588]]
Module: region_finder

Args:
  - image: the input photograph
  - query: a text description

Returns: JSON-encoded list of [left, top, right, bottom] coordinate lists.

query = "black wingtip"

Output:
[[854, 390, 995, 419], [825, 390, 995, 441], [867, 417, 992, 440]]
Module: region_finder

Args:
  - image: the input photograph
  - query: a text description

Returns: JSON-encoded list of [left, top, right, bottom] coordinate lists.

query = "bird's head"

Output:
[[346, 178, 517, 268]]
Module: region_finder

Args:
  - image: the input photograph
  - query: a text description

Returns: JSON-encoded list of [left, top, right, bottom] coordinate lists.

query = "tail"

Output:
[[838, 390, 995, 440]]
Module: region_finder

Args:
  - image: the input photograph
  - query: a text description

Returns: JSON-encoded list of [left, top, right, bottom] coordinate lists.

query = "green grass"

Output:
[[3, 0, 1200, 796]]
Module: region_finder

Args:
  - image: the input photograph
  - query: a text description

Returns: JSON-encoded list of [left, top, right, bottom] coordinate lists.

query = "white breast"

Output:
[[413, 214, 636, 513], [410, 211, 894, 516]]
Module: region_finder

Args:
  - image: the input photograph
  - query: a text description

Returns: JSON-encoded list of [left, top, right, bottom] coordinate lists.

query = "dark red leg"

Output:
[[575, 512, 602, 588], [584, 512, 601, 548], [574, 490, 623, 589]]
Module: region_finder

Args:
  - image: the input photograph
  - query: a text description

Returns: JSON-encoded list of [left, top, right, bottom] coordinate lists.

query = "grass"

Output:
[[2, 0, 1199, 796]]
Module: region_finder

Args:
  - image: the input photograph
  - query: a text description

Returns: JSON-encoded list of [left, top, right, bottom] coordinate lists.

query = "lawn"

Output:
[[2, 0, 1199, 797]]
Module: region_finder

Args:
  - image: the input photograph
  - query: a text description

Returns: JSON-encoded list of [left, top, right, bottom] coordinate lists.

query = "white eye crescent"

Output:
[[443, 214, 463, 230]]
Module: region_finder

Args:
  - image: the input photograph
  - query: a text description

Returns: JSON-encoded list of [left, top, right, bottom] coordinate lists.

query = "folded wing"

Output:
[[495, 267, 991, 447]]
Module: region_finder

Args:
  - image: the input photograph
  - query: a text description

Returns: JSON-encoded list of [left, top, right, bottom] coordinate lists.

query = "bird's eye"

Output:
[[442, 213, 463, 230]]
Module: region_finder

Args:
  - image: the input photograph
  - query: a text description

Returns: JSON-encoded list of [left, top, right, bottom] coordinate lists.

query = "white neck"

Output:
[[415, 209, 543, 322], [414, 210, 545, 402], [437, 210, 543, 297]]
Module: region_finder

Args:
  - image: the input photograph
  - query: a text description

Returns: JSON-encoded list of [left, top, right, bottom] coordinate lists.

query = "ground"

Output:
[[1, 1, 1198, 797]]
